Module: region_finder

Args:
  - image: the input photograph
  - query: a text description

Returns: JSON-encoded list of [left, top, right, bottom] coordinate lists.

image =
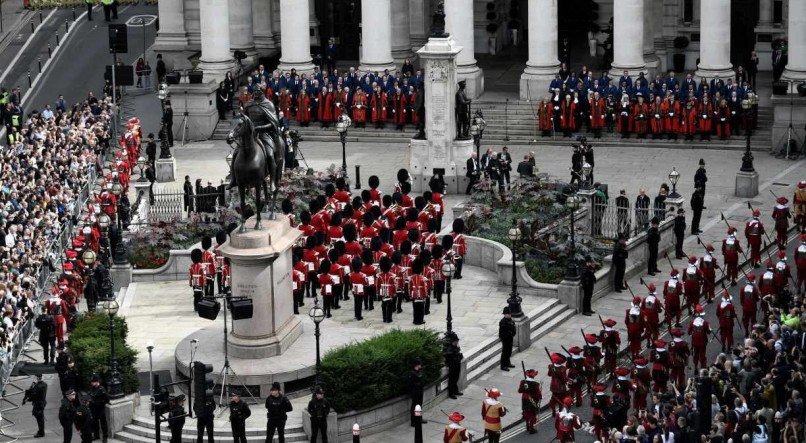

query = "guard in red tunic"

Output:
[[443, 412, 470, 443], [518, 369, 542, 434], [687, 304, 711, 372], [773, 250, 792, 294], [745, 209, 765, 268], [772, 197, 791, 249], [582, 333, 603, 391], [650, 339, 670, 393], [213, 231, 227, 294], [201, 236, 216, 296], [349, 258, 368, 321], [318, 259, 336, 317], [376, 257, 397, 323], [722, 227, 743, 286], [590, 384, 610, 441], [451, 219, 467, 279], [566, 346, 586, 406], [410, 259, 428, 325], [292, 253, 306, 315], [625, 298, 644, 359], [796, 233, 806, 294], [682, 257, 702, 314], [641, 284, 663, 347], [599, 319, 621, 374], [548, 353, 569, 416], [664, 269, 683, 327], [716, 289, 737, 351], [188, 248, 205, 311], [631, 357, 650, 412], [611, 367, 632, 407], [554, 398, 581, 443], [740, 273, 759, 337], [700, 244, 719, 302], [669, 328, 690, 390]]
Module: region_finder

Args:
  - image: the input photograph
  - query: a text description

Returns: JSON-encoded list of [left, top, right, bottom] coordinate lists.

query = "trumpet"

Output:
[[388, 203, 400, 212], [324, 201, 336, 211], [423, 202, 435, 212]]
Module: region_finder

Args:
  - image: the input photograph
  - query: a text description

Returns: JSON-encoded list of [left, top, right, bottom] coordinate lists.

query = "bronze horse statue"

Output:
[[226, 113, 284, 231]]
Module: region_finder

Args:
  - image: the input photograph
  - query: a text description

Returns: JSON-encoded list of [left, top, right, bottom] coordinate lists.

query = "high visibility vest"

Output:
[[101, 0, 113, 5], [11, 114, 20, 127], [0, 92, 7, 106]]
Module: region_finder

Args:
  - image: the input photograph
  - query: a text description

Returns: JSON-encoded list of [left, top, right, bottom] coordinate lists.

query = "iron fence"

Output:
[[149, 187, 228, 223], [591, 196, 671, 240]]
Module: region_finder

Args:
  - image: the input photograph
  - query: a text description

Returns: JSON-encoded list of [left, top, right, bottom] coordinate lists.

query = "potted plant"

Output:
[[672, 36, 690, 72]]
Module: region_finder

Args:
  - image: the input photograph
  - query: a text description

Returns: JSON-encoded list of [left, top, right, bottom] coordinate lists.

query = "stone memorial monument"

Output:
[[409, 31, 475, 193]]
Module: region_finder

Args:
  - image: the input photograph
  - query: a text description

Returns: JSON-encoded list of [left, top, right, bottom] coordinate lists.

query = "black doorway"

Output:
[[731, 0, 758, 68], [315, 0, 361, 61]]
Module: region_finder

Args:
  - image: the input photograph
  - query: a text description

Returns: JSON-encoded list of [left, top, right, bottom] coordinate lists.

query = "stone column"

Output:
[[758, 0, 773, 26], [360, 0, 396, 73], [309, 0, 321, 47], [252, 0, 277, 54], [643, 0, 659, 71], [198, 0, 236, 84], [229, 0, 257, 62], [154, 0, 188, 50], [610, 0, 646, 76], [519, 0, 560, 100], [409, 0, 430, 50], [391, 0, 414, 64], [445, 0, 484, 98], [278, 0, 315, 74], [781, 0, 806, 83], [695, 0, 734, 79]]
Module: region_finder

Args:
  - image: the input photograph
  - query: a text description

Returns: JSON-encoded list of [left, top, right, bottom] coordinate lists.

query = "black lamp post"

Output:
[[335, 114, 352, 177], [740, 99, 754, 172], [308, 299, 325, 388], [667, 167, 681, 199], [110, 180, 123, 231], [103, 298, 124, 399], [565, 194, 581, 280], [98, 213, 111, 268], [441, 261, 457, 334], [506, 219, 524, 317]]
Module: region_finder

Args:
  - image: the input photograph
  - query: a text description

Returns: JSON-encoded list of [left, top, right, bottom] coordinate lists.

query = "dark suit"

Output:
[[466, 157, 480, 195]]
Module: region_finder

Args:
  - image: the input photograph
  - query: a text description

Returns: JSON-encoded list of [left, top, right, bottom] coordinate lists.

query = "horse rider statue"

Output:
[[227, 84, 280, 190]]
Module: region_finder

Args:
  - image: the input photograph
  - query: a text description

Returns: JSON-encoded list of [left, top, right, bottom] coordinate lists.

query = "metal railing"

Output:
[[592, 197, 671, 240]]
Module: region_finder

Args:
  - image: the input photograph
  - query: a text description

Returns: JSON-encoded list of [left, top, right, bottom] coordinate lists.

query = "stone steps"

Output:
[[116, 416, 307, 442]]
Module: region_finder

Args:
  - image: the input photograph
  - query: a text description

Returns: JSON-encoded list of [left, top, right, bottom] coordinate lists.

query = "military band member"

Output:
[[451, 219, 467, 279], [377, 257, 397, 323], [213, 231, 227, 293], [349, 258, 367, 321], [188, 249, 205, 311], [200, 236, 216, 296], [612, 367, 632, 407]]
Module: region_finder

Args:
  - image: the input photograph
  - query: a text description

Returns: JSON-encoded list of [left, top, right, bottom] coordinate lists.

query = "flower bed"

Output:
[[29, 0, 156, 9], [463, 181, 602, 284], [127, 208, 239, 269]]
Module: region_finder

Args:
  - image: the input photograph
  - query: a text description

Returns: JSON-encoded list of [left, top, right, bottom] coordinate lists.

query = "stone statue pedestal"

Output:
[[735, 170, 759, 198], [411, 36, 474, 194], [155, 157, 176, 183], [218, 216, 302, 359]]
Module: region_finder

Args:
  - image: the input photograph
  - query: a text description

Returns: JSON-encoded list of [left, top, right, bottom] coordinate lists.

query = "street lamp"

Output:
[[335, 114, 352, 177], [225, 152, 233, 182], [470, 111, 486, 159], [136, 156, 148, 182], [441, 261, 457, 334], [102, 298, 124, 399], [506, 219, 524, 317], [667, 167, 681, 198], [110, 180, 123, 231], [740, 99, 755, 172], [157, 83, 168, 112], [581, 162, 593, 190], [98, 213, 111, 268], [308, 299, 326, 388], [565, 194, 581, 280]]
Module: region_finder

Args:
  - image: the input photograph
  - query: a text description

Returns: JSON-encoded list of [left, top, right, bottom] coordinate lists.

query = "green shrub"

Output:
[[68, 313, 139, 395], [319, 329, 443, 413]]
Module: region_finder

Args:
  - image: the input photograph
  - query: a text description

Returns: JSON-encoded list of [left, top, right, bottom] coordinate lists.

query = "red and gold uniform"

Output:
[[650, 340, 670, 393], [582, 334, 603, 389], [740, 274, 759, 336], [700, 247, 719, 302], [772, 197, 791, 248], [716, 291, 737, 350], [687, 305, 711, 371], [669, 329, 690, 389], [481, 389, 507, 441], [443, 412, 469, 443], [611, 367, 632, 407], [663, 269, 683, 326], [631, 357, 650, 412], [518, 369, 542, 434], [625, 300, 644, 358], [796, 234, 806, 294], [745, 212, 765, 267], [548, 353, 568, 415], [599, 319, 620, 373], [722, 228, 743, 285], [554, 398, 581, 443], [640, 286, 663, 346]]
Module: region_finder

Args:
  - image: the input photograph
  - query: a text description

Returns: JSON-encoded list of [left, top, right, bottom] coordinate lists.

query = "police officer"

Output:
[[168, 394, 186, 443], [23, 373, 47, 438], [265, 382, 293, 443], [75, 395, 94, 443], [88, 375, 110, 442], [407, 358, 427, 427], [499, 307, 516, 371], [444, 331, 464, 399], [581, 256, 597, 316], [229, 390, 251, 443], [308, 386, 332, 442], [195, 390, 215, 443], [647, 217, 660, 275], [34, 311, 56, 364], [59, 390, 78, 443]]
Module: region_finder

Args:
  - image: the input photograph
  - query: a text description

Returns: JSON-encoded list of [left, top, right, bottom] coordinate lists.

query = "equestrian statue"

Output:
[[226, 85, 285, 231]]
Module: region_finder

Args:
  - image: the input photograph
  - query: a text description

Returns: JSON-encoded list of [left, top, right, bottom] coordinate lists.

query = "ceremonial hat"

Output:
[[633, 356, 648, 366], [368, 175, 380, 189], [632, 296, 641, 305], [568, 346, 583, 356], [201, 235, 212, 250], [487, 388, 501, 399], [777, 250, 786, 259], [798, 180, 806, 189], [615, 367, 629, 377], [593, 384, 606, 393], [525, 369, 538, 377], [396, 169, 410, 183], [705, 243, 715, 251], [752, 209, 760, 216], [65, 249, 77, 259], [63, 262, 74, 272], [584, 334, 599, 344], [688, 256, 697, 264], [670, 328, 684, 337], [448, 412, 465, 423], [776, 197, 788, 204], [502, 307, 511, 315], [563, 397, 573, 407], [550, 353, 566, 365], [215, 230, 227, 245], [727, 226, 737, 234], [766, 260, 773, 268], [603, 318, 617, 327], [191, 248, 203, 264], [801, 233, 806, 241], [670, 268, 679, 277], [654, 339, 667, 348], [452, 218, 465, 234], [698, 158, 705, 166], [647, 283, 656, 292], [747, 273, 756, 281], [694, 304, 704, 314]]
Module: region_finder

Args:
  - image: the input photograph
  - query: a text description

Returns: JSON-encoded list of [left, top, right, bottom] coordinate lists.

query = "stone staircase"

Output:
[[463, 298, 575, 383], [211, 99, 774, 150], [115, 416, 307, 443]]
